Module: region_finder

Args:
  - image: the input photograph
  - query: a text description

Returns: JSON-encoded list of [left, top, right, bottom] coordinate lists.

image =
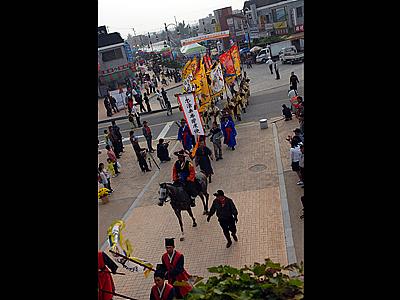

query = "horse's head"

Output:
[[158, 182, 169, 206]]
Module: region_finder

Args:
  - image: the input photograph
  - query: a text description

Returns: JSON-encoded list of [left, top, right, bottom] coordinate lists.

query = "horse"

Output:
[[158, 173, 210, 241]]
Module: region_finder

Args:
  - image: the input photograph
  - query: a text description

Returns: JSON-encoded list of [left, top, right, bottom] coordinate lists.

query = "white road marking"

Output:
[[156, 121, 174, 140]]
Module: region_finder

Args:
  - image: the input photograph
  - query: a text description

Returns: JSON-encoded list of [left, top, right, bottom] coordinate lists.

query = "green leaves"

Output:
[[185, 259, 304, 299]]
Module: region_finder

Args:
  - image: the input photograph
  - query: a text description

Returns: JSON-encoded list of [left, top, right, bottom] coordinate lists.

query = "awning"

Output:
[[285, 32, 304, 40]]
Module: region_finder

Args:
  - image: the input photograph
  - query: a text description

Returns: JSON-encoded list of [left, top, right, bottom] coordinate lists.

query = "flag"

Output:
[[177, 93, 205, 136], [229, 45, 241, 77], [210, 63, 225, 97], [203, 54, 212, 71], [219, 51, 236, 76], [107, 220, 154, 278]]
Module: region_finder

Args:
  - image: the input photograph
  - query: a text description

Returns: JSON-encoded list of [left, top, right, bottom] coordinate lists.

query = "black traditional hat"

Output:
[[173, 149, 186, 157], [165, 238, 175, 247], [213, 190, 225, 197], [154, 264, 166, 278]]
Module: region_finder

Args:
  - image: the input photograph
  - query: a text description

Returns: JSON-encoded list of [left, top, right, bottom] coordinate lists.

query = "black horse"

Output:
[[158, 173, 209, 241]]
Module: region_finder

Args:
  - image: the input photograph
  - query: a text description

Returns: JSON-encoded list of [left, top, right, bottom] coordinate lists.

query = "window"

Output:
[[273, 7, 286, 22], [265, 14, 270, 23], [102, 48, 123, 62], [296, 6, 303, 18]]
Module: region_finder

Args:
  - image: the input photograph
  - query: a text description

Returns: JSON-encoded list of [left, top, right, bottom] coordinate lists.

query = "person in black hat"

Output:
[[207, 190, 239, 248], [150, 264, 175, 300], [177, 119, 195, 151], [161, 238, 192, 298], [172, 149, 198, 207]]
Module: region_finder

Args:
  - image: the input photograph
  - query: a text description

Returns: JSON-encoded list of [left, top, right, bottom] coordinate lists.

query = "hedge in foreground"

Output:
[[185, 258, 304, 300]]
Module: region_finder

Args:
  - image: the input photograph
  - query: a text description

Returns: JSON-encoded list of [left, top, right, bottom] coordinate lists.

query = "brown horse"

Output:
[[158, 173, 209, 241]]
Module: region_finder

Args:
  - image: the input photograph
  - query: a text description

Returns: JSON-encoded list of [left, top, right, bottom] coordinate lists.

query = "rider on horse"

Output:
[[172, 149, 198, 207]]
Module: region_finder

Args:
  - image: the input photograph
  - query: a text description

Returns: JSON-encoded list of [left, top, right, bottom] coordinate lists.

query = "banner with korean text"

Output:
[[177, 93, 205, 136]]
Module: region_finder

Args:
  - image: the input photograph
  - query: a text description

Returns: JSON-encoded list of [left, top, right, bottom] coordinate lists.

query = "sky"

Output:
[[98, 0, 246, 39]]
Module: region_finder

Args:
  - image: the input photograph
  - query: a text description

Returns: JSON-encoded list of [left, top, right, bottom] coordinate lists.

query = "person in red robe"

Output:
[[98, 251, 118, 300], [150, 266, 175, 300], [161, 238, 192, 298]]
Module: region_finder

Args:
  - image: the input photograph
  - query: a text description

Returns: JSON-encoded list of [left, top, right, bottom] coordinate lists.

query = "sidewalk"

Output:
[[99, 120, 291, 300], [98, 74, 183, 123]]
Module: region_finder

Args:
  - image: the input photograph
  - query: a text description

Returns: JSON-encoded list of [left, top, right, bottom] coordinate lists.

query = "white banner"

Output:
[[177, 93, 205, 136], [181, 30, 230, 46], [210, 63, 225, 95], [110, 88, 127, 110], [183, 73, 195, 93]]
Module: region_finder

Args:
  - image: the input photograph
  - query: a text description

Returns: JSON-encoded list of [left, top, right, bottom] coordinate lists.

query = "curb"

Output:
[[97, 105, 180, 125]]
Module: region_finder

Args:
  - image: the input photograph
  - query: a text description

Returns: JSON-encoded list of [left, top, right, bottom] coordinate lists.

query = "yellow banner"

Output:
[[229, 45, 241, 77]]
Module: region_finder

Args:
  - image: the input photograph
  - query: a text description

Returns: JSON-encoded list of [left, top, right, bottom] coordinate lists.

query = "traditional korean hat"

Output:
[[173, 149, 186, 157], [165, 238, 175, 247]]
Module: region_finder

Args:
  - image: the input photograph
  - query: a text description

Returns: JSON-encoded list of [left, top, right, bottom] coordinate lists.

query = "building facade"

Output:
[[243, 0, 304, 39], [98, 27, 136, 96], [214, 7, 233, 50], [198, 14, 217, 34]]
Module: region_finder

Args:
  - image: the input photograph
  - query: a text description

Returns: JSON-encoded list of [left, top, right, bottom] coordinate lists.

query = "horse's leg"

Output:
[[199, 194, 207, 215], [174, 209, 185, 241], [205, 192, 209, 214], [187, 208, 197, 227]]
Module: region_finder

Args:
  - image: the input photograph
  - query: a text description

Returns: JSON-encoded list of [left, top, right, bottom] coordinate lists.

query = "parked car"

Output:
[[279, 46, 304, 64]]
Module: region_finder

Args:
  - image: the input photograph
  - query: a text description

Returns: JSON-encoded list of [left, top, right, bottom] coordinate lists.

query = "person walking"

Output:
[[157, 139, 171, 162], [161, 87, 172, 115], [107, 126, 120, 159], [195, 139, 214, 183], [109, 94, 119, 113], [136, 93, 147, 113], [156, 89, 166, 109], [290, 139, 303, 186], [290, 71, 300, 92], [144, 92, 152, 112], [221, 115, 237, 150], [266, 57, 274, 75], [111, 120, 124, 154], [274, 61, 280, 80], [207, 121, 223, 160], [207, 190, 239, 248], [129, 130, 151, 172], [161, 238, 192, 299], [131, 104, 142, 127], [104, 96, 113, 117], [177, 119, 194, 151], [142, 121, 155, 152]]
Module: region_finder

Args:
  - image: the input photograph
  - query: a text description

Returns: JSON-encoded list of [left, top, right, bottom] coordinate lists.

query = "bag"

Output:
[[116, 161, 121, 170]]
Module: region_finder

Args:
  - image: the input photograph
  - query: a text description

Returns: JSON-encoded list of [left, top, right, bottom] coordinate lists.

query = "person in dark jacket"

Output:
[[282, 104, 292, 121], [157, 139, 171, 162], [109, 94, 119, 113], [104, 96, 113, 117], [207, 190, 238, 248], [144, 92, 152, 112], [111, 120, 124, 155], [290, 71, 300, 92], [129, 130, 151, 172]]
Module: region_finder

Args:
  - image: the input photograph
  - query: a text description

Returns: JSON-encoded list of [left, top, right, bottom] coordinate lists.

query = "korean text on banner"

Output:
[[177, 93, 205, 136], [229, 45, 241, 77], [219, 51, 236, 76]]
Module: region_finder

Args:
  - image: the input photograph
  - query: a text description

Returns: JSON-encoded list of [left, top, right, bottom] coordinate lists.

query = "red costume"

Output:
[[161, 250, 192, 297], [98, 251, 117, 300], [150, 282, 175, 300]]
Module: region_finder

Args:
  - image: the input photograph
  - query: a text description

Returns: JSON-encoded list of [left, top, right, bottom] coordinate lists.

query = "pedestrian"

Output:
[[144, 92, 152, 112], [150, 266, 175, 300], [282, 104, 293, 121], [104, 129, 113, 150], [131, 104, 142, 127], [290, 71, 300, 92], [274, 61, 280, 80], [161, 238, 192, 298], [144, 81, 150, 95], [177, 119, 194, 151], [98, 163, 113, 192], [136, 93, 147, 113], [221, 115, 237, 150], [288, 86, 298, 101], [299, 144, 304, 188], [109, 94, 119, 113], [207, 121, 223, 161], [104, 96, 113, 117], [98, 251, 118, 300], [105, 145, 120, 175], [290, 139, 303, 186], [157, 138, 171, 162], [207, 190, 238, 248], [129, 130, 151, 172], [111, 120, 124, 155], [156, 89, 166, 109], [107, 126, 120, 159], [142, 121, 155, 152], [195, 139, 214, 183], [161, 87, 172, 115], [266, 57, 273, 75]]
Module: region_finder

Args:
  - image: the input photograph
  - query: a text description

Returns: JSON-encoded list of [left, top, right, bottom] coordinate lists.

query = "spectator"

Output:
[[274, 61, 280, 80], [282, 104, 292, 121], [109, 94, 119, 113], [129, 130, 151, 172], [155, 89, 166, 109], [299, 144, 304, 188], [104, 96, 112, 117], [157, 139, 171, 162], [142, 121, 155, 152], [105, 145, 120, 175], [98, 163, 113, 192], [106, 157, 116, 177], [266, 57, 273, 75], [136, 93, 147, 113], [143, 92, 152, 112], [290, 139, 303, 186]]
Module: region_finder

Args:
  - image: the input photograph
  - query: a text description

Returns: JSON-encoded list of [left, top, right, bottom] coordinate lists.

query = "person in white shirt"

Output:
[[155, 89, 166, 109], [288, 87, 298, 100], [290, 139, 303, 186], [266, 57, 274, 75]]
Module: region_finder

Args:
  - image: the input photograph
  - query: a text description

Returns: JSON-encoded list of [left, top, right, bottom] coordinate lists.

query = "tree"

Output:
[[185, 259, 304, 300]]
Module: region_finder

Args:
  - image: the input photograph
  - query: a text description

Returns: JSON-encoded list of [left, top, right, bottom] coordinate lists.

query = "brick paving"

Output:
[[101, 122, 289, 300]]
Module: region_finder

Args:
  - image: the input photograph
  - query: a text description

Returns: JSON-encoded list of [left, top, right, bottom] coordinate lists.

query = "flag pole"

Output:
[[109, 250, 156, 271]]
